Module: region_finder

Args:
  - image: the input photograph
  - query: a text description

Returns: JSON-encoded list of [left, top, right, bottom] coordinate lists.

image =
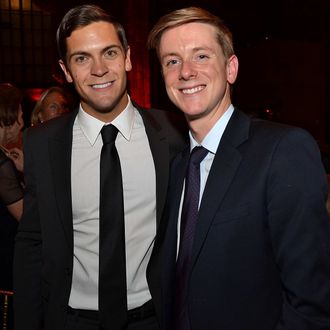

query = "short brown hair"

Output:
[[148, 7, 234, 60], [57, 4, 128, 65]]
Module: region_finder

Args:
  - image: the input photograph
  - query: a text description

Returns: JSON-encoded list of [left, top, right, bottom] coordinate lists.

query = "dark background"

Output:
[[0, 0, 329, 146]]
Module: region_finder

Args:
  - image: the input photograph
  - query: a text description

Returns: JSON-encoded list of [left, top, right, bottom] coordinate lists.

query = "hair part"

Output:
[[56, 4, 128, 65], [148, 7, 235, 61]]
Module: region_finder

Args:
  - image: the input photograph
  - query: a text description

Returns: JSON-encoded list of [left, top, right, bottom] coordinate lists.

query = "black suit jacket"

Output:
[[161, 109, 330, 330], [13, 104, 187, 330]]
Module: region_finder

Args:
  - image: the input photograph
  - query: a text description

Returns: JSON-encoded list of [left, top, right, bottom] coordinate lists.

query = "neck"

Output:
[[81, 93, 129, 123], [187, 99, 231, 144]]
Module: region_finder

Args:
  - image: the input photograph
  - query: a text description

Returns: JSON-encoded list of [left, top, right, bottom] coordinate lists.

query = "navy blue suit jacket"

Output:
[[160, 109, 330, 330]]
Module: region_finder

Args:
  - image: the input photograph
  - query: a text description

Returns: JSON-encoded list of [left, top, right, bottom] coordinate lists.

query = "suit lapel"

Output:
[[163, 147, 190, 291], [137, 106, 170, 226], [191, 144, 242, 265], [166, 147, 190, 251], [171, 148, 190, 224], [190, 109, 251, 268], [49, 112, 76, 249]]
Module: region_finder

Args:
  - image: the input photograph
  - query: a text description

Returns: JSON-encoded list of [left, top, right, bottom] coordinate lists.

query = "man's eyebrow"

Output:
[[102, 44, 123, 52], [161, 52, 179, 61], [69, 51, 89, 61], [161, 46, 214, 60], [68, 44, 123, 60]]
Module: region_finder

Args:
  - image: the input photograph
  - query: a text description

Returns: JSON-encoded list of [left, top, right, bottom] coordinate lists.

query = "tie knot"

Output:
[[190, 146, 208, 165], [101, 124, 118, 144]]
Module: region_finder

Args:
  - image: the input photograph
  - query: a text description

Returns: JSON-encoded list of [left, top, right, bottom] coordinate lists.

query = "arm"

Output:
[[7, 198, 23, 220], [267, 128, 330, 329], [13, 130, 43, 330]]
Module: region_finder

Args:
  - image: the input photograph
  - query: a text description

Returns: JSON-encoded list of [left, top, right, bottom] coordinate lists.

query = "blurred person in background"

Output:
[[0, 83, 24, 330], [30, 86, 73, 126], [0, 83, 24, 177]]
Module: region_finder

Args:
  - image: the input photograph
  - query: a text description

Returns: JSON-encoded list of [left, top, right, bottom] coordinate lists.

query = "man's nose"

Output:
[[179, 60, 197, 80], [91, 58, 109, 76]]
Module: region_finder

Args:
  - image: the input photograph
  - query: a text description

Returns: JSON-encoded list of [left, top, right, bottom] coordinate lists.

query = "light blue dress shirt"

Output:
[[177, 105, 234, 252]]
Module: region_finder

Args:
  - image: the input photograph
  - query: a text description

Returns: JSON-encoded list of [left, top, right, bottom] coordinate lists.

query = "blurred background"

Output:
[[0, 0, 329, 147]]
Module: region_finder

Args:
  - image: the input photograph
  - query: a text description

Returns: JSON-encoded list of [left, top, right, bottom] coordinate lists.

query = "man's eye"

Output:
[[166, 59, 179, 67], [74, 56, 87, 63], [196, 54, 209, 61], [105, 49, 118, 58]]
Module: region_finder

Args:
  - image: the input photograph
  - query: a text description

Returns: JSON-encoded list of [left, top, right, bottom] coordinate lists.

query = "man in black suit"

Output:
[[14, 5, 186, 330], [148, 7, 330, 330]]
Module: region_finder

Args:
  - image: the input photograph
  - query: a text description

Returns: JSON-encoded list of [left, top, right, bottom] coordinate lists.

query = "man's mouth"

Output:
[[91, 81, 113, 89], [180, 85, 205, 95]]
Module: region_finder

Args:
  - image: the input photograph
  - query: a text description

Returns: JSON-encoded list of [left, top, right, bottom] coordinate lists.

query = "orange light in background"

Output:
[[0, 0, 41, 11]]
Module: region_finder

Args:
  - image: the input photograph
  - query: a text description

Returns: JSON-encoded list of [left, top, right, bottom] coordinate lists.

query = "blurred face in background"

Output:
[[38, 91, 70, 123]]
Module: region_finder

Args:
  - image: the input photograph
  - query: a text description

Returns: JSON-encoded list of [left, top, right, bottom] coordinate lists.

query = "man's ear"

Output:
[[59, 60, 73, 83], [227, 55, 239, 84], [125, 46, 132, 72]]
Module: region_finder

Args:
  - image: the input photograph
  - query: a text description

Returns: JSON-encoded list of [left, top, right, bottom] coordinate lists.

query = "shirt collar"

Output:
[[76, 95, 135, 145], [189, 104, 234, 154]]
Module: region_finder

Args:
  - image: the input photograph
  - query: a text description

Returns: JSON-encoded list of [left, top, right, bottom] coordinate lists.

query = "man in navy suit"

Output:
[[148, 6, 330, 330], [14, 5, 187, 330]]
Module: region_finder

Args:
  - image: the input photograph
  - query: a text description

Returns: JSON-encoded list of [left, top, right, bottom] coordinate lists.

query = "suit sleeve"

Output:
[[266, 128, 330, 329], [14, 129, 44, 330]]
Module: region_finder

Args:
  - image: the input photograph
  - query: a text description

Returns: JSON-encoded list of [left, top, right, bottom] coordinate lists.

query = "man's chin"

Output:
[[94, 106, 115, 114], [83, 101, 116, 114], [183, 110, 205, 122]]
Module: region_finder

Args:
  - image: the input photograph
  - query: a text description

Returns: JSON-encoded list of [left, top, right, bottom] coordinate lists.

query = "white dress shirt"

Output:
[[69, 97, 156, 310]]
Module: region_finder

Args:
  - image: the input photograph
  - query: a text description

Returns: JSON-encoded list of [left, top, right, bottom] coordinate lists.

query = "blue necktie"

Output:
[[99, 124, 127, 329], [174, 146, 208, 330]]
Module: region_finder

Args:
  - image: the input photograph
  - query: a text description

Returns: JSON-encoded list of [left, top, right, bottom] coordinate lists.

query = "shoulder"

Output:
[[232, 108, 316, 146], [250, 117, 317, 148], [243, 116, 323, 174], [138, 105, 187, 130], [24, 110, 77, 142], [134, 103, 188, 136], [228, 109, 321, 164], [134, 103, 189, 154]]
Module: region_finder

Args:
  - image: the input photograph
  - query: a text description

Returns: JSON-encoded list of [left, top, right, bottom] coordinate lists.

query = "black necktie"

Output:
[[174, 146, 208, 330], [99, 124, 127, 329]]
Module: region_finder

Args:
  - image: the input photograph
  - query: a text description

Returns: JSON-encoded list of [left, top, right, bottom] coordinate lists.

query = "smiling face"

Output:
[[159, 22, 238, 136], [59, 21, 132, 122]]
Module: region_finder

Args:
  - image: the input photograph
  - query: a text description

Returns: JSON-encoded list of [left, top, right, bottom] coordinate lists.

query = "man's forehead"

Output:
[[160, 23, 218, 47]]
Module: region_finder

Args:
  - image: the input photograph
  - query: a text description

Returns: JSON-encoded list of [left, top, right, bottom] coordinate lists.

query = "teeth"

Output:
[[181, 85, 204, 94], [92, 82, 112, 89]]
